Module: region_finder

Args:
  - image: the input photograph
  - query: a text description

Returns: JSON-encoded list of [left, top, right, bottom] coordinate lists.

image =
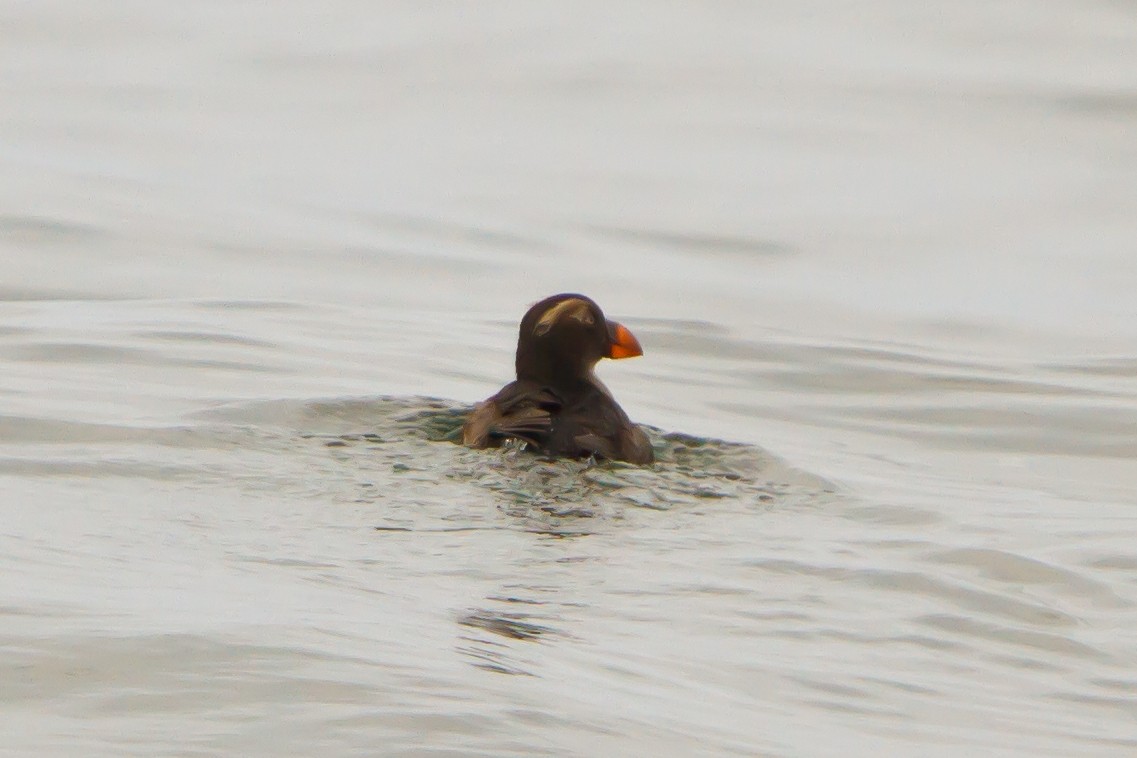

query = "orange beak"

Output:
[[607, 321, 643, 359]]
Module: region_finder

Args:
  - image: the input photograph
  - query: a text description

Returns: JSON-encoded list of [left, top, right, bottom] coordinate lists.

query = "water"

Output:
[[2, 2, 1137, 756]]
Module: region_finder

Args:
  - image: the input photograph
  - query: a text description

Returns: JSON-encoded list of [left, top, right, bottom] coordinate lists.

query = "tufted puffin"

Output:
[[462, 293, 653, 464]]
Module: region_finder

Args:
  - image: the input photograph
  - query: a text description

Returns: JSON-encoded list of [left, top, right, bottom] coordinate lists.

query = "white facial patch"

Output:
[[533, 298, 594, 335]]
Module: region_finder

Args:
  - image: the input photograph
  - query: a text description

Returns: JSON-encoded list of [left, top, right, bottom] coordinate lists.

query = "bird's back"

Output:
[[463, 381, 653, 464]]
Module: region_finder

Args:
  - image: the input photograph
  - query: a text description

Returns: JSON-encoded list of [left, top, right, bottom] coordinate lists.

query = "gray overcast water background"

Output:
[[2, 2, 1137, 756]]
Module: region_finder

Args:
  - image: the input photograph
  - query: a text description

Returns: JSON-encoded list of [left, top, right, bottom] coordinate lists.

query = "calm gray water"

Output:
[[3, 2, 1137, 756]]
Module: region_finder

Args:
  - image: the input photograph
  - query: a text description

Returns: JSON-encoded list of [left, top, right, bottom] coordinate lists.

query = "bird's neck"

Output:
[[516, 350, 597, 393]]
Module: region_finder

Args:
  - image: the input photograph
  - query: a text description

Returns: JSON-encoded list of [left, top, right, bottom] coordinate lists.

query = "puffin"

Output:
[[462, 293, 654, 464]]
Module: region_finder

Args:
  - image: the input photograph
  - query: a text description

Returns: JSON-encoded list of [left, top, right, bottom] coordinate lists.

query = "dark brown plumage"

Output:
[[463, 294, 653, 464]]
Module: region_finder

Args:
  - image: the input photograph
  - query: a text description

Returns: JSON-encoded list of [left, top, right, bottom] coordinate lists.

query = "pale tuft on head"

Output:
[[533, 298, 594, 335]]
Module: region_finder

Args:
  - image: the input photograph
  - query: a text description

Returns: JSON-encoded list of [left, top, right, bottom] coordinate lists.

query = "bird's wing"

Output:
[[462, 382, 562, 450]]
